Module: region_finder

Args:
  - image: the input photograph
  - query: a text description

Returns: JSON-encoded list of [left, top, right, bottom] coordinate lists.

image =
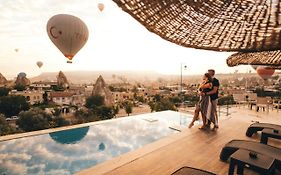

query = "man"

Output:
[[205, 69, 220, 129]]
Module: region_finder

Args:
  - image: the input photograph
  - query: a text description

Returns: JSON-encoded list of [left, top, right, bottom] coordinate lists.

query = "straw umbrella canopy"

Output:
[[226, 51, 281, 69], [113, 0, 281, 52]]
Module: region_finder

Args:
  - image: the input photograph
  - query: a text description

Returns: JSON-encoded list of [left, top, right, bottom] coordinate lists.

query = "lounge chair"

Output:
[[220, 140, 281, 169], [246, 122, 281, 137], [171, 166, 216, 175]]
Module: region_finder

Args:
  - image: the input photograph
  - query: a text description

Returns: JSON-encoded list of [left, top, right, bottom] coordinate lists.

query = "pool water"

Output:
[[0, 111, 195, 175]]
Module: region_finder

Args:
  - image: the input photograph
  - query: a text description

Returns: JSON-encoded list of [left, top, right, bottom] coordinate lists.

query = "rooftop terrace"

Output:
[[78, 106, 281, 175]]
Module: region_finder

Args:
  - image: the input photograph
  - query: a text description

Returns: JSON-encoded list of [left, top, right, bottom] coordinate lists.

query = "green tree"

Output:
[[85, 95, 105, 109], [112, 104, 120, 118], [43, 91, 48, 104], [16, 108, 52, 132], [0, 87, 10, 97], [74, 109, 98, 124], [14, 84, 26, 91], [0, 114, 16, 136], [155, 98, 177, 112], [96, 106, 114, 120], [123, 101, 133, 116], [154, 94, 161, 102], [148, 101, 155, 112], [16, 108, 69, 132], [0, 95, 29, 117]]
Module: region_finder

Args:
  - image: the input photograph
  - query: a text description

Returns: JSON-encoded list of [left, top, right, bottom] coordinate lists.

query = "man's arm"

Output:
[[206, 86, 218, 95]]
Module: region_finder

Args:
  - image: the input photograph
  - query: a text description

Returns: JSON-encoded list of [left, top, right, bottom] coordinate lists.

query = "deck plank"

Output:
[[78, 107, 281, 175]]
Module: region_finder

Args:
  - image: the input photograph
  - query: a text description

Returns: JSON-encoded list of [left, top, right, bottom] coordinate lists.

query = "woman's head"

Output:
[[203, 73, 212, 82]]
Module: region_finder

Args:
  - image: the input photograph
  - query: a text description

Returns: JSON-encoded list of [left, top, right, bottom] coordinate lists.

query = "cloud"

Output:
[[0, 111, 186, 174]]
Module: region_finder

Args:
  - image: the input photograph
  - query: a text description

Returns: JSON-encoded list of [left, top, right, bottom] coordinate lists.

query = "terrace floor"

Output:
[[78, 106, 281, 175]]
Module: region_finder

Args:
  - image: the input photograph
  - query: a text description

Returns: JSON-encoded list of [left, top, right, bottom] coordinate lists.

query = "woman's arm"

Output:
[[199, 82, 212, 89]]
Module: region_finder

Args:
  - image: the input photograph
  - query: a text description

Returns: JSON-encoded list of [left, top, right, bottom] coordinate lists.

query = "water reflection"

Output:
[[98, 143, 105, 151], [0, 111, 192, 175], [49, 127, 89, 144]]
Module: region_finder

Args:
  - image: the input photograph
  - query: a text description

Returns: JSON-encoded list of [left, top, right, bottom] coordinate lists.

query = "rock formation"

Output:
[[0, 73, 8, 85], [14, 73, 30, 87], [57, 71, 69, 88], [92, 75, 114, 105]]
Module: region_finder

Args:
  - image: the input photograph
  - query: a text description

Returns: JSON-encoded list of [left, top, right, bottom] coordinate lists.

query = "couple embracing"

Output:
[[189, 69, 220, 130]]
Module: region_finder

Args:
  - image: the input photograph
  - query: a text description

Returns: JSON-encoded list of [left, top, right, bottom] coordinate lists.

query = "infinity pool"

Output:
[[0, 111, 195, 175]]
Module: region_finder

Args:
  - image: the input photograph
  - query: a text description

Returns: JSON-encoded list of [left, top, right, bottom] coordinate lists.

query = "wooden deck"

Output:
[[78, 107, 281, 175]]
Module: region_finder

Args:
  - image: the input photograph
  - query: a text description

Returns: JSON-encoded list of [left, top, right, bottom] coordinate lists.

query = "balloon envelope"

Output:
[[36, 61, 43, 68], [14, 48, 19, 52], [98, 3, 104, 11], [256, 66, 275, 80], [18, 72, 26, 78], [47, 14, 89, 63]]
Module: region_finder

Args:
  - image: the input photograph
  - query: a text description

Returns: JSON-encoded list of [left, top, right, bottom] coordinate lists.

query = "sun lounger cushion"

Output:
[[220, 140, 281, 169], [246, 122, 281, 137]]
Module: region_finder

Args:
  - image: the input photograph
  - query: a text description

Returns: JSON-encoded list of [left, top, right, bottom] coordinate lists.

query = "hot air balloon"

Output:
[[36, 61, 43, 68], [18, 72, 26, 78], [256, 66, 275, 80], [98, 142, 105, 151], [14, 48, 19, 52], [98, 3, 104, 12], [47, 14, 89, 63]]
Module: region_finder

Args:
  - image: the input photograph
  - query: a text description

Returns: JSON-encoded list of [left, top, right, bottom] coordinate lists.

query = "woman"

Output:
[[189, 73, 213, 129]]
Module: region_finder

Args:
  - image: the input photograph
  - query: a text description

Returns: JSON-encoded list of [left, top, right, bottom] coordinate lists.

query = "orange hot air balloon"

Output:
[[36, 61, 43, 68], [98, 3, 104, 12], [47, 14, 89, 63], [256, 66, 275, 80]]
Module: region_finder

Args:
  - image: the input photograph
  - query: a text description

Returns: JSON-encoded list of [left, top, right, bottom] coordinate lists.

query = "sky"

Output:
[[0, 0, 252, 79]]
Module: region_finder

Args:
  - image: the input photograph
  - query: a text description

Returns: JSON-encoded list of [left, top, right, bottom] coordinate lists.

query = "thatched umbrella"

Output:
[[226, 51, 281, 69], [113, 0, 281, 52]]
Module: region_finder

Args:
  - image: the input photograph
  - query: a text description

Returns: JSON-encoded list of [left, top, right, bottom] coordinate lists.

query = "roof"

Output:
[[227, 51, 281, 68], [50, 92, 75, 98], [113, 0, 281, 52]]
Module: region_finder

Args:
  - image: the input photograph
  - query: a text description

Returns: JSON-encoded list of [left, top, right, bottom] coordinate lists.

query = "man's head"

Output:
[[208, 69, 215, 77]]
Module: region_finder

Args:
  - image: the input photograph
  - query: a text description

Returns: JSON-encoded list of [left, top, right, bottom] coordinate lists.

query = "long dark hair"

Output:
[[204, 73, 212, 83]]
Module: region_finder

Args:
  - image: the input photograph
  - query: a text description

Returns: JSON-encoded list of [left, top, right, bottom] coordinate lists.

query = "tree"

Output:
[[112, 104, 120, 118], [154, 98, 177, 112], [0, 87, 10, 97], [0, 114, 16, 136], [148, 101, 155, 112], [16, 108, 69, 131], [74, 109, 98, 124], [96, 106, 114, 120], [85, 95, 105, 109], [123, 101, 133, 116], [14, 84, 26, 91], [0, 95, 29, 117], [43, 91, 48, 104], [154, 94, 161, 102], [16, 108, 52, 132]]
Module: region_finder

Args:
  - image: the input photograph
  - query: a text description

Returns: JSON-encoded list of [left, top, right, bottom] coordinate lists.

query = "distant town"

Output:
[[0, 70, 281, 136]]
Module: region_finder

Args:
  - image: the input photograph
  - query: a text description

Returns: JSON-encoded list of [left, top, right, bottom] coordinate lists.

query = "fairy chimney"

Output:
[[92, 75, 114, 105], [14, 73, 30, 87], [0, 73, 8, 85], [57, 71, 69, 88]]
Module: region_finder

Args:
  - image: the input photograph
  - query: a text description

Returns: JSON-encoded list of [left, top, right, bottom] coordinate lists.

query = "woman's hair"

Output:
[[204, 73, 212, 82]]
